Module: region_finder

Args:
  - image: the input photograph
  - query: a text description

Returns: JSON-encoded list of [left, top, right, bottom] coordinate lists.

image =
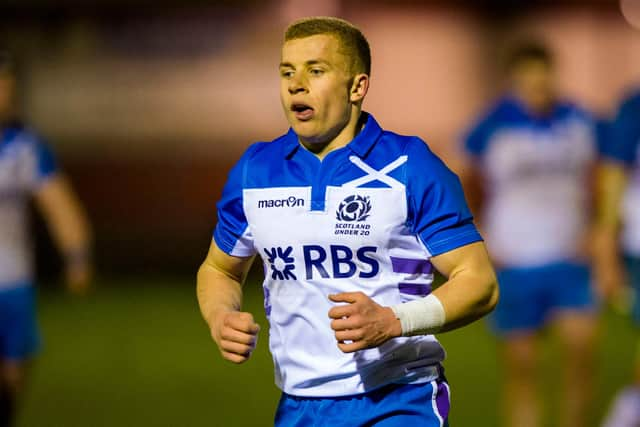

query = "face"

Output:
[[511, 59, 555, 113], [279, 34, 365, 147]]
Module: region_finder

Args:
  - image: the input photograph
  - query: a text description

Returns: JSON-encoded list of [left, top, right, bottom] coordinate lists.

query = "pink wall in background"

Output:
[[3, 2, 638, 273], [11, 3, 640, 168]]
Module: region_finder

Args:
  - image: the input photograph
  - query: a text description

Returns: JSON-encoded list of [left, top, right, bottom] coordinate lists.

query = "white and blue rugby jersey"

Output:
[[0, 123, 58, 290], [604, 90, 640, 256], [464, 97, 597, 268], [214, 113, 482, 397]]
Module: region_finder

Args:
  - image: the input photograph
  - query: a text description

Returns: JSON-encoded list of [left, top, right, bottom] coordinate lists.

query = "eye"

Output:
[[280, 69, 294, 78], [309, 68, 324, 76]]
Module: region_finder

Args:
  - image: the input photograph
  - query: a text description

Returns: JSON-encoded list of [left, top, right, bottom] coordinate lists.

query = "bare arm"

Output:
[[429, 241, 499, 332], [196, 241, 258, 363], [34, 174, 93, 293], [592, 160, 628, 299], [595, 161, 627, 230], [328, 241, 498, 352]]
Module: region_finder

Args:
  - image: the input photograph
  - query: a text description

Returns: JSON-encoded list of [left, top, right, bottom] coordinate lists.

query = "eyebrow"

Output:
[[279, 59, 331, 68]]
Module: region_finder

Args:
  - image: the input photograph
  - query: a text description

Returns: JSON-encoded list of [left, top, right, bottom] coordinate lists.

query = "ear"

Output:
[[349, 74, 369, 103]]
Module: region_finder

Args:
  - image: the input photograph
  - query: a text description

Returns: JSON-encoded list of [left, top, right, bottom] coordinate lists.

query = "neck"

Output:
[[301, 108, 364, 160], [513, 92, 553, 117], [0, 109, 16, 127]]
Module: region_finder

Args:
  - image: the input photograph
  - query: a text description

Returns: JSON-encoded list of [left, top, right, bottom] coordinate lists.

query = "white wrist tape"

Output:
[[390, 294, 446, 336]]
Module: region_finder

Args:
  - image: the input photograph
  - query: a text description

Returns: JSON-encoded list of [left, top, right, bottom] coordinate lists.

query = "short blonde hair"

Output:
[[284, 17, 371, 76]]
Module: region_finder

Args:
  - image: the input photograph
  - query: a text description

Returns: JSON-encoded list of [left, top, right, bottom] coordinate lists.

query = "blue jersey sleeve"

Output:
[[463, 117, 491, 158], [606, 92, 640, 165], [595, 118, 613, 158], [405, 139, 482, 256], [213, 145, 258, 257], [3, 125, 58, 189], [34, 139, 58, 182], [23, 132, 59, 191]]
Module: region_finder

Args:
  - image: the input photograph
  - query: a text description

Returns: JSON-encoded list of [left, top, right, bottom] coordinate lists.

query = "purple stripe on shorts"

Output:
[[398, 283, 432, 296], [390, 257, 434, 275], [435, 382, 450, 420]]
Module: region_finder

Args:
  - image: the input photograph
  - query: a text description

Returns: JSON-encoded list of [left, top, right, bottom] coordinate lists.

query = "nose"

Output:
[[288, 73, 307, 95]]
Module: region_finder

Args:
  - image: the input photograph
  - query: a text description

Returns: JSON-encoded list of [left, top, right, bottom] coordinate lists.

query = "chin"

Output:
[[291, 123, 318, 139], [298, 134, 324, 145]]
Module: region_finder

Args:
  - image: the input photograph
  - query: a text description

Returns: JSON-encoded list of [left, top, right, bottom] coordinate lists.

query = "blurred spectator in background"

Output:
[[596, 88, 640, 427], [0, 49, 92, 426], [462, 41, 600, 427]]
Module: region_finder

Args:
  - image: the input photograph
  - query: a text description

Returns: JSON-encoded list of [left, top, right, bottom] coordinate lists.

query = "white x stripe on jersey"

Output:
[[343, 155, 408, 189]]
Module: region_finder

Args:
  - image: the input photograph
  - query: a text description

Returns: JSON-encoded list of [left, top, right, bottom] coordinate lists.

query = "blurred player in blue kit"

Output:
[[0, 50, 92, 426], [462, 42, 601, 427], [596, 89, 640, 427], [197, 17, 498, 426]]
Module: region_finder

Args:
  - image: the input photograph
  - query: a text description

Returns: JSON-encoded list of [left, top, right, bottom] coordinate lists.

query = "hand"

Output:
[[211, 311, 260, 364], [328, 291, 401, 353], [65, 263, 93, 296]]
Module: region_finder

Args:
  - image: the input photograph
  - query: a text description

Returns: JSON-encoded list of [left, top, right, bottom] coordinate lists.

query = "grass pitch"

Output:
[[17, 277, 636, 426]]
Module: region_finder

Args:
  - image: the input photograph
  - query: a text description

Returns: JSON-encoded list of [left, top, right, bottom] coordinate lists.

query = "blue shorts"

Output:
[[274, 379, 450, 427], [625, 255, 640, 326], [0, 286, 40, 361], [491, 261, 596, 336]]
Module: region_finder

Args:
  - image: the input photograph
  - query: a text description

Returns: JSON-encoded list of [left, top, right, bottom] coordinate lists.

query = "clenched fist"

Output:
[[328, 291, 401, 353], [211, 311, 260, 363]]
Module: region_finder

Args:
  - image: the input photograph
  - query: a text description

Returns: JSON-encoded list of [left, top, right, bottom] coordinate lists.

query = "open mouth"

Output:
[[291, 103, 314, 121]]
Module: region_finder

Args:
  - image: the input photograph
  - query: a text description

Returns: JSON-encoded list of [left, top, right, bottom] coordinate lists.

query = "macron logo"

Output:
[[258, 196, 305, 209]]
